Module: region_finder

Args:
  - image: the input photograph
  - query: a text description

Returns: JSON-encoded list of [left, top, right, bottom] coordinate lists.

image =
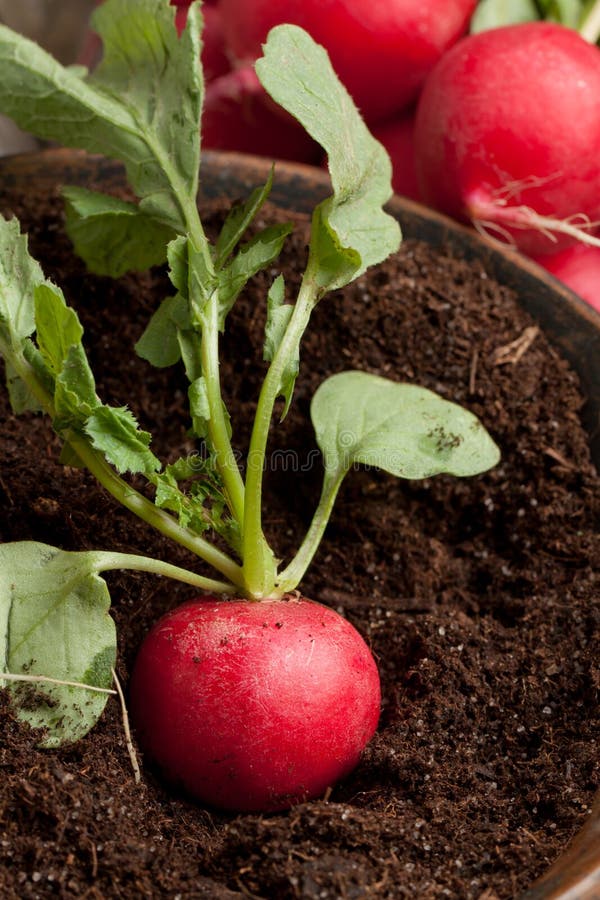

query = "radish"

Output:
[[372, 108, 422, 203], [414, 22, 600, 256], [129, 596, 381, 811], [217, 0, 477, 123], [531, 244, 600, 312]]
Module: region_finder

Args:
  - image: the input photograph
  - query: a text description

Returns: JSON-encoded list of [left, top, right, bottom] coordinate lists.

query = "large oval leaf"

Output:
[[311, 371, 500, 480], [0, 541, 117, 747]]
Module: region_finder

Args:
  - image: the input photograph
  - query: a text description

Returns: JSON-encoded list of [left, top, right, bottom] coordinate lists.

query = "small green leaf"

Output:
[[187, 376, 231, 440], [470, 0, 540, 32], [218, 223, 293, 327], [0, 216, 69, 414], [188, 240, 218, 325], [0, 216, 44, 346], [34, 283, 83, 375], [177, 328, 203, 384], [152, 469, 203, 531], [168, 236, 217, 322], [264, 275, 298, 418], [63, 187, 175, 277], [311, 371, 500, 481], [135, 295, 186, 368], [85, 406, 161, 475], [0, 541, 116, 747], [4, 357, 41, 414], [256, 25, 401, 294], [189, 376, 211, 438], [54, 343, 98, 427], [167, 235, 190, 297], [215, 170, 275, 268]]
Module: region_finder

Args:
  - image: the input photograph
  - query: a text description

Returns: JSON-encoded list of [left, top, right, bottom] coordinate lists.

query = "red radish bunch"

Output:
[[217, 0, 477, 124], [414, 22, 600, 257], [130, 596, 381, 811]]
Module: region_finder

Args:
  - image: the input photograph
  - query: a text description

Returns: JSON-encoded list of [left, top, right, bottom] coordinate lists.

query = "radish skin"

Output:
[[414, 23, 600, 256], [217, 0, 477, 123], [372, 109, 422, 202], [129, 596, 381, 812]]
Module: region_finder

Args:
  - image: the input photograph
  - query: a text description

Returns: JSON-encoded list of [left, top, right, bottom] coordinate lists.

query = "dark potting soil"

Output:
[[0, 179, 598, 900]]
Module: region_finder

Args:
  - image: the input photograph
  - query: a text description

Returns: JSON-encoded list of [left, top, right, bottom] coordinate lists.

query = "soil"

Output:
[[0, 176, 598, 900]]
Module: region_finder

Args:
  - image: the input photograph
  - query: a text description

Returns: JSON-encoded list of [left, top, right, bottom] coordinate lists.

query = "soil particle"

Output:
[[0, 187, 598, 899]]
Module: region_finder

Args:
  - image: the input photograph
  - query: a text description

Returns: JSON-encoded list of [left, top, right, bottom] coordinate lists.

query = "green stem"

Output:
[[167, 142, 247, 532], [580, 0, 600, 43], [91, 550, 236, 595], [10, 349, 244, 588], [66, 432, 243, 586], [199, 289, 246, 524], [242, 279, 317, 597], [276, 470, 346, 593]]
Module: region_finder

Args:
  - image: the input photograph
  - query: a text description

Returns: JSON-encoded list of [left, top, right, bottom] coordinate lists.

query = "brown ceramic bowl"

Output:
[[0, 148, 598, 898]]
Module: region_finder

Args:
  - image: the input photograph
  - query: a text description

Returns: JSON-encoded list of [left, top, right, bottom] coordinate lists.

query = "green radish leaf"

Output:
[[311, 371, 500, 481], [264, 275, 298, 417], [218, 223, 293, 327], [0, 541, 116, 747], [177, 328, 203, 384], [54, 344, 98, 427], [135, 295, 186, 368], [152, 469, 209, 533], [4, 357, 41, 414], [470, 0, 540, 31], [85, 406, 161, 475], [189, 375, 212, 439], [34, 283, 83, 375], [256, 25, 401, 294], [90, 0, 203, 224], [0, 217, 43, 346], [537, 0, 585, 27], [63, 187, 175, 277], [0, 0, 203, 231], [167, 235, 190, 297], [188, 377, 232, 440], [215, 171, 275, 268], [188, 241, 218, 324], [0, 217, 63, 414], [168, 237, 216, 322], [33, 283, 100, 429]]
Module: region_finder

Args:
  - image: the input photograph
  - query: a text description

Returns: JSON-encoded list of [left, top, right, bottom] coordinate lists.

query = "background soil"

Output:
[[0, 183, 598, 899]]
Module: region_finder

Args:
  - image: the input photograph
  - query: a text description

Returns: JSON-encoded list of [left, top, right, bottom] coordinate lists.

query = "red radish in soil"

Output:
[[372, 109, 422, 203], [414, 23, 600, 257], [129, 596, 381, 812], [217, 0, 477, 123], [531, 244, 600, 312]]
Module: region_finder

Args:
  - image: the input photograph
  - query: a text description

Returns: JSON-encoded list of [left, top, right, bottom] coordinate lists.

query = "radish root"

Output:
[[472, 203, 600, 249], [112, 667, 142, 785]]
